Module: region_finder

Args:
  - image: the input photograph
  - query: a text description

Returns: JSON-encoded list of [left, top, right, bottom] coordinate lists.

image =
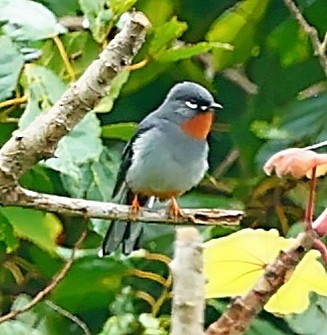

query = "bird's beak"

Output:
[[211, 101, 223, 109]]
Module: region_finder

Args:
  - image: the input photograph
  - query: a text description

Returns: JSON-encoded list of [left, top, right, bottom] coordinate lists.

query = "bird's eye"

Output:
[[185, 100, 198, 109]]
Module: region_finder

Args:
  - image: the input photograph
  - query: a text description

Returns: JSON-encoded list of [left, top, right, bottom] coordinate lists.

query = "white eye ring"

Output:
[[200, 105, 209, 111], [185, 101, 198, 109]]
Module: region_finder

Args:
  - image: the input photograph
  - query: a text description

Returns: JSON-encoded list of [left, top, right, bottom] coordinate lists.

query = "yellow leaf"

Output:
[[204, 228, 327, 314], [266, 249, 327, 314]]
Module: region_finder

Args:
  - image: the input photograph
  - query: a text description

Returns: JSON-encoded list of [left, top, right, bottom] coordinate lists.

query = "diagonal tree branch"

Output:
[[283, 0, 327, 76], [0, 12, 150, 193], [205, 230, 317, 335]]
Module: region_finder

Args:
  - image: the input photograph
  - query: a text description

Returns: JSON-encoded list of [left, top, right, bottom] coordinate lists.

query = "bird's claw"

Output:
[[168, 197, 184, 218]]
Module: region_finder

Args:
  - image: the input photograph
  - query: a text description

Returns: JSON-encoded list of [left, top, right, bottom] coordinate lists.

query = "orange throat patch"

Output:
[[180, 111, 214, 140]]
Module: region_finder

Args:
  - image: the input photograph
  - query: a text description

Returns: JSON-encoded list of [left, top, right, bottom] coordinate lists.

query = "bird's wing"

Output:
[[112, 122, 157, 198]]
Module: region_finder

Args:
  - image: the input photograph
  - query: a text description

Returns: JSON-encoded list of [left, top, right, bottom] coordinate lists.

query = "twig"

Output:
[[283, 0, 327, 76], [0, 96, 27, 109], [0, 12, 150, 191], [170, 227, 205, 335], [205, 230, 317, 335], [222, 68, 258, 95], [0, 186, 243, 226], [52, 35, 76, 82], [213, 148, 240, 179], [0, 230, 87, 324], [45, 300, 91, 335]]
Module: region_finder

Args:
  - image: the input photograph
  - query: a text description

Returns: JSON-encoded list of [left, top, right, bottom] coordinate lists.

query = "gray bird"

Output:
[[100, 81, 222, 255]]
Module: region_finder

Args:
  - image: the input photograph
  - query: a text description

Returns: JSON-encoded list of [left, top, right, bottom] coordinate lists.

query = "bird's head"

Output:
[[161, 81, 222, 140]]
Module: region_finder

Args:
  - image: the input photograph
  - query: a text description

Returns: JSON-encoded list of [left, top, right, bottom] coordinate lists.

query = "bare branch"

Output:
[[170, 228, 205, 335], [283, 0, 327, 76], [0, 12, 150, 192], [45, 300, 91, 335], [205, 230, 317, 335], [0, 230, 87, 324], [0, 186, 243, 226]]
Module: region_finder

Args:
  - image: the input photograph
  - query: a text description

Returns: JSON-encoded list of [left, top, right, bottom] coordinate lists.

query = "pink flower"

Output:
[[263, 148, 327, 179]]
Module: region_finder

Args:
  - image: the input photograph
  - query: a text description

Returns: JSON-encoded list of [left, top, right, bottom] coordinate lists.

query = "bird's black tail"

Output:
[[100, 188, 148, 256]]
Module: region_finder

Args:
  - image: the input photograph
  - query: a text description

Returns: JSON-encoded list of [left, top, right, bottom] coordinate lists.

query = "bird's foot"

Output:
[[129, 194, 140, 219], [168, 197, 184, 218]]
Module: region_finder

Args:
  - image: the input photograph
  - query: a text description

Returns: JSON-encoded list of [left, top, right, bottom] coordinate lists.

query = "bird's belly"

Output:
[[126, 129, 208, 198]]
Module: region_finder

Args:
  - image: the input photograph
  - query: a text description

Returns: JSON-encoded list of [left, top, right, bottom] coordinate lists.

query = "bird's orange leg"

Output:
[[130, 194, 140, 217], [168, 197, 183, 217]]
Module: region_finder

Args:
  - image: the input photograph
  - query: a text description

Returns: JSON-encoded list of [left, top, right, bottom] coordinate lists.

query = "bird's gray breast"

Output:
[[126, 124, 209, 195]]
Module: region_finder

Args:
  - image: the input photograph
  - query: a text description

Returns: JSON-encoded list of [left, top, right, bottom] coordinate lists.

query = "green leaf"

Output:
[[286, 294, 327, 335], [19, 166, 55, 194], [0, 320, 44, 335], [78, 0, 111, 42], [0, 212, 19, 252], [45, 112, 103, 181], [156, 42, 213, 63], [109, 0, 137, 17], [0, 0, 66, 41], [136, 0, 173, 27], [268, 19, 310, 67], [251, 120, 290, 140], [206, 0, 270, 71], [149, 17, 188, 56], [51, 256, 130, 312], [101, 122, 137, 141], [94, 70, 130, 113], [0, 293, 74, 335], [36, 0, 80, 16], [0, 207, 62, 252], [19, 64, 66, 129], [280, 93, 327, 141], [99, 314, 136, 335], [0, 36, 24, 101]]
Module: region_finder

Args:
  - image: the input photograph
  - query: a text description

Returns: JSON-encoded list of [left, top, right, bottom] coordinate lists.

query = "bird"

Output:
[[100, 81, 222, 256]]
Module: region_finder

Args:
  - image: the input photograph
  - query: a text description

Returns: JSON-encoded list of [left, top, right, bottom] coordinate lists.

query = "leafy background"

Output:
[[0, 0, 327, 334]]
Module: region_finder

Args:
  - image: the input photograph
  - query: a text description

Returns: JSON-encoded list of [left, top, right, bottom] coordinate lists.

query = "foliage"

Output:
[[0, 0, 327, 334], [204, 228, 327, 314]]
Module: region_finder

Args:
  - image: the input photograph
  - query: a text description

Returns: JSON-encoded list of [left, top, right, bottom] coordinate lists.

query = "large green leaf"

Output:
[[0, 207, 62, 252], [50, 256, 131, 311], [206, 0, 270, 71], [19, 64, 66, 129], [148, 17, 188, 56], [0, 36, 24, 102], [45, 112, 103, 182], [0, 0, 66, 41]]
